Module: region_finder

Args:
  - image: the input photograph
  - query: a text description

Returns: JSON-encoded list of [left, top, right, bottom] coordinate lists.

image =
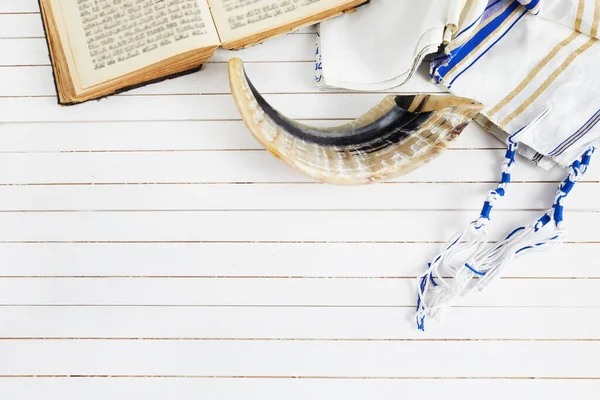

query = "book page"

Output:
[[208, 0, 357, 44], [49, 0, 220, 89]]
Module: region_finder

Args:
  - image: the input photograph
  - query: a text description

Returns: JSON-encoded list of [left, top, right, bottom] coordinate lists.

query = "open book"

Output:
[[39, 0, 368, 105]]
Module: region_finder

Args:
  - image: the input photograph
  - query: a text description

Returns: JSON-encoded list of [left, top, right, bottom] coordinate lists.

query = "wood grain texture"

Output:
[[0, 2, 599, 398]]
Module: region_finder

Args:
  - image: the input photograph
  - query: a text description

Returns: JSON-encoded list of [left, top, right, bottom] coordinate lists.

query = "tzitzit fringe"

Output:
[[415, 133, 595, 331]]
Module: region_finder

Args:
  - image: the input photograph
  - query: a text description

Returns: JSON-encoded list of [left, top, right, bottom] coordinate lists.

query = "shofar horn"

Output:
[[228, 58, 483, 185]]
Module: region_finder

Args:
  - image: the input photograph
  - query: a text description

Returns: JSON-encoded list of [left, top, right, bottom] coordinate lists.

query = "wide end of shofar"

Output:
[[228, 57, 483, 185]]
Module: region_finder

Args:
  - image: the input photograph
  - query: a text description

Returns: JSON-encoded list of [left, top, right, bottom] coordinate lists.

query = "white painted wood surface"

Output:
[[1, 2, 599, 398]]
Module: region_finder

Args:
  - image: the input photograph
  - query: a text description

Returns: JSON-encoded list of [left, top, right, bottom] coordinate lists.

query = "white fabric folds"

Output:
[[432, 0, 600, 169], [316, 0, 457, 90]]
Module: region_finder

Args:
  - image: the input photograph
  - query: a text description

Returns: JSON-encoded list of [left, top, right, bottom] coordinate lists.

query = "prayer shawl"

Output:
[[432, 0, 600, 169], [316, 0, 452, 90], [317, 0, 600, 329]]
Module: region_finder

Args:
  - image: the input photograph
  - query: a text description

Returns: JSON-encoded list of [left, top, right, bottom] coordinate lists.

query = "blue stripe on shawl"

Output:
[[454, 0, 504, 40], [521, 0, 540, 11], [436, 0, 522, 80], [448, 9, 527, 86]]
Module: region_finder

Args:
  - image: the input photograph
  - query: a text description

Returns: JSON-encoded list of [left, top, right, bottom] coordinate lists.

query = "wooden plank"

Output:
[[0, 210, 595, 242], [0, 378, 598, 400], [0, 14, 42, 38], [0, 150, 578, 184], [0, 340, 599, 377], [0, 121, 503, 152], [0, 38, 49, 65], [0, 242, 597, 278], [0, 182, 594, 211], [0, 210, 597, 242], [1, 306, 599, 339], [0, 277, 598, 306], [0, 0, 39, 12]]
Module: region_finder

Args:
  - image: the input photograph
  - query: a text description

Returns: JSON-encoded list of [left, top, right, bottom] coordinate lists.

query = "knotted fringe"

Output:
[[416, 138, 595, 331]]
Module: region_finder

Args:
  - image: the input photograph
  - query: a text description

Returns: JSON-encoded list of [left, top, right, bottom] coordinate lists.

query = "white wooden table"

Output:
[[1, 1, 599, 398]]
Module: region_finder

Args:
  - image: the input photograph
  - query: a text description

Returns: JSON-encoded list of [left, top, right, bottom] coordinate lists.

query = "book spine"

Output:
[[37, 0, 66, 105]]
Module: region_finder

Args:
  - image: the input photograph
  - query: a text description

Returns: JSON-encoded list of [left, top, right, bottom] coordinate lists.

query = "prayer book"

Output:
[[39, 0, 368, 104]]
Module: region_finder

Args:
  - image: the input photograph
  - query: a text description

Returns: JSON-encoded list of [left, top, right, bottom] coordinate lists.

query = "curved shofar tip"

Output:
[[228, 57, 483, 185]]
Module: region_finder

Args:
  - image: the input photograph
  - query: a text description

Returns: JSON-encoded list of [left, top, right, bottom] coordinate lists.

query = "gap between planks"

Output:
[[0, 375, 597, 380], [0, 276, 594, 279], [0, 149, 503, 154], [0, 240, 596, 243], [0, 337, 599, 342], [0, 304, 594, 308], [0, 181, 578, 186]]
